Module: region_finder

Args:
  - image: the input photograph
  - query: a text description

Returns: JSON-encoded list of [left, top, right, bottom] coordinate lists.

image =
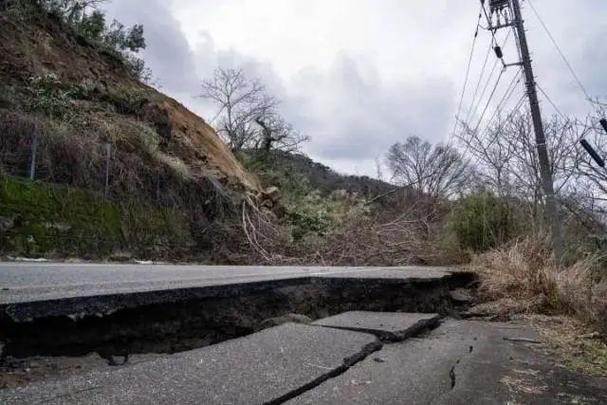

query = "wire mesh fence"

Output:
[[0, 123, 235, 260]]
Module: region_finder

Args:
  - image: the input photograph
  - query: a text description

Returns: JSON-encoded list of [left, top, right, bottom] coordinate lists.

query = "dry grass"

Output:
[[529, 315, 607, 377], [469, 236, 607, 333]]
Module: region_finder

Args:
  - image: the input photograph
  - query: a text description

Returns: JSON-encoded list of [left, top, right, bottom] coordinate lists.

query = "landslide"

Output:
[[0, 8, 259, 194], [0, 6, 262, 261]]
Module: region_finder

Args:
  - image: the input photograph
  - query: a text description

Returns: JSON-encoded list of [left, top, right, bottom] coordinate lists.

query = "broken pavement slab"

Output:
[[0, 264, 468, 322], [288, 320, 607, 404], [312, 311, 440, 341], [0, 323, 382, 405]]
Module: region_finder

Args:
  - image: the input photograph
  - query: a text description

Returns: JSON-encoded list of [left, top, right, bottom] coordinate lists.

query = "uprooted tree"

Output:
[[200, 67, 309, 153]]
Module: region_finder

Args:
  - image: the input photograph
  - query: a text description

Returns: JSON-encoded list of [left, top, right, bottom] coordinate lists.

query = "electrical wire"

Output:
[[450, 5, 484, 141], [472, 67, 506, 135], [459, 93, 527, 160], [526, 0, 596, 111], [467, 42, 494, 119], [482, 67, 524, 135], [536, 82, 568, 122], [464, 59, 501, 129], [464, 30, 513, 127], [481, 1, 499, 47]]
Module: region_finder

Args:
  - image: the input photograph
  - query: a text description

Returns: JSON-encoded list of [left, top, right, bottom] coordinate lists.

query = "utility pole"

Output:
[[486, 0, 563, 263]]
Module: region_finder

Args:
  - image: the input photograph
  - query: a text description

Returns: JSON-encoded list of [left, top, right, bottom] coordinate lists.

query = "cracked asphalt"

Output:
[[3, 315, 607, 404], [1, 265, 606, 404]]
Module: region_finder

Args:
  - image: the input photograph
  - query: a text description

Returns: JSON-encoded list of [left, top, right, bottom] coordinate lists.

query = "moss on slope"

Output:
[[0, 176, 193, 259]]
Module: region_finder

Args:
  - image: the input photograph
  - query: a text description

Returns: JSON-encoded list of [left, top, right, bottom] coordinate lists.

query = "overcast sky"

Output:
[[103, 0, 607, 178]]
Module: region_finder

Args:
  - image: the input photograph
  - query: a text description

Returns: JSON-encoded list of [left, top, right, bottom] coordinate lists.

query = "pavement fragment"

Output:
[[312, 311, 440, 341], [0, 323, 381, 405]]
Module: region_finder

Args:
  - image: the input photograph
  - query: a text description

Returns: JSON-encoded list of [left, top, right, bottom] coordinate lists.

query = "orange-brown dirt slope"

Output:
[[0, 8, 260, 195]]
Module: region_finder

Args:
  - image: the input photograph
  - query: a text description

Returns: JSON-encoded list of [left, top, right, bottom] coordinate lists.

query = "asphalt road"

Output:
[[3, 316, 606, 404], [0, 263, 453, 304]]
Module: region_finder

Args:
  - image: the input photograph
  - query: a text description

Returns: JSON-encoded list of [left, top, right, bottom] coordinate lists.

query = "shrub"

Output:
[[4, 1, 149, 81], [449, 190, 514, 252], [470, 236, 607, 332], [28, 74, 74, 119]]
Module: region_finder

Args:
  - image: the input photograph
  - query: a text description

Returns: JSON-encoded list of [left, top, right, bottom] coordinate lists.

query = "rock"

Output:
[[109, 252, 133, 262], [259, 313, 312, 330], [263, 186, 281, 201], [450, 288, 475, 303], [330, 189, 348, 200], [44, 222, 72, 232], [0, 216, 16, 235]]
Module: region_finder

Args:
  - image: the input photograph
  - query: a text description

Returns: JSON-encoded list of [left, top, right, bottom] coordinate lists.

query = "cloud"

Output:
[[103, 0, 199, 94], [101, 0, 607, 177], [287, 54, 454, 162]]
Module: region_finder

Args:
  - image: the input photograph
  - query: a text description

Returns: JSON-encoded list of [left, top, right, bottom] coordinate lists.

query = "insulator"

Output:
[[494, 46, 503, 59], [489, 0, 510, 13], [581, 139, 605, 167]]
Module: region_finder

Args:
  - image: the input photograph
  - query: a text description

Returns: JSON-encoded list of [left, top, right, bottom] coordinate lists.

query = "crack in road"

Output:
[[266, 340, 384, 405], [449, 360, 461, 389], [279, 317, 446, 404]]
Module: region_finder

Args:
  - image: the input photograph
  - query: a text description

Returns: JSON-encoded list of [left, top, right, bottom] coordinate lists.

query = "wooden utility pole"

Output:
[[488, 0, 563, 262], [511, 0, 563, 262]]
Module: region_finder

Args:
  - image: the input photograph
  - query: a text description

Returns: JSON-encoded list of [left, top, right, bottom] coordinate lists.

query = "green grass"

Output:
[[0, 176, 193, 259]]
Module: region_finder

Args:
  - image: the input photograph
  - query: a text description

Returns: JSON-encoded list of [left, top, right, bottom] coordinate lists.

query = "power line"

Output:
[[484, 91, 528, 148], [450, 5, 484, 141], [472, 67, 506, 135], [481, 67, 524, 136], [463, 34, 514, 130], [480, 1, 500, 47], [457, 91, 527, 160], [526, 0, 595, 109], [470, 93, 528, 158], [464, 30, 512, 127], [466, 42, 494, 119], [536, 82, 568, 122]]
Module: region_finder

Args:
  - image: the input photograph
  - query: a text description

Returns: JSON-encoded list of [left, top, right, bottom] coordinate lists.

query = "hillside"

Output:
[[0, 4, 262, 261], [242, 150, 394, 197], [0, 8, 259, 194], [0, 3, 442, 266]]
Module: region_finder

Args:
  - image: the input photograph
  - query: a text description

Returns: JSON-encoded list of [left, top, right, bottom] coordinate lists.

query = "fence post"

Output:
[[156, 172, 161, 203], [104, 142, 112, 198], [28, 133, 38, 180]]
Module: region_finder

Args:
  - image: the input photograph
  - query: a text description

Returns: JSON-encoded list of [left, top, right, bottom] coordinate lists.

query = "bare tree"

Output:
[[573, 115, 607, 213], [200, 68, 276, 150], [458, 110, 590, 202], [386, 136, 469, 199], [255, 115, 310, 153], [200, 67, 308, 153]]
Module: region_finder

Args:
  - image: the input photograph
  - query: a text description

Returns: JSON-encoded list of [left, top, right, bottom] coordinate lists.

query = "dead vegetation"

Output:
[[237, 188, 467, 267], [530, 315, 607, 377], [468, 236, 607, 334]]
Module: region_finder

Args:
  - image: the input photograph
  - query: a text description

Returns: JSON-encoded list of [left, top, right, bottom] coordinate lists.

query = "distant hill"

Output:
[[244, 150, 394, 197]]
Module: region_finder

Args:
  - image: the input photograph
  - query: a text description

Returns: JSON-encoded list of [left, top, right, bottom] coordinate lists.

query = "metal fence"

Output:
[[2, 133, 115, 197]]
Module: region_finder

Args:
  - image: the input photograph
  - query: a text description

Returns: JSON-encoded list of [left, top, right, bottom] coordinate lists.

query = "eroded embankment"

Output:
[[0, 272, 473, 361]]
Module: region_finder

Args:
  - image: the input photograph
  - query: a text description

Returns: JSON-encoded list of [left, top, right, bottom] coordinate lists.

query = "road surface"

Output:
[[0, 263, 453, 304], [1, 263, 606, 404]]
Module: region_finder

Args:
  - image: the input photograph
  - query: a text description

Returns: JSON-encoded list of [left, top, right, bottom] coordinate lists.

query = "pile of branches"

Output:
[[240, 194, 463, 267]]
